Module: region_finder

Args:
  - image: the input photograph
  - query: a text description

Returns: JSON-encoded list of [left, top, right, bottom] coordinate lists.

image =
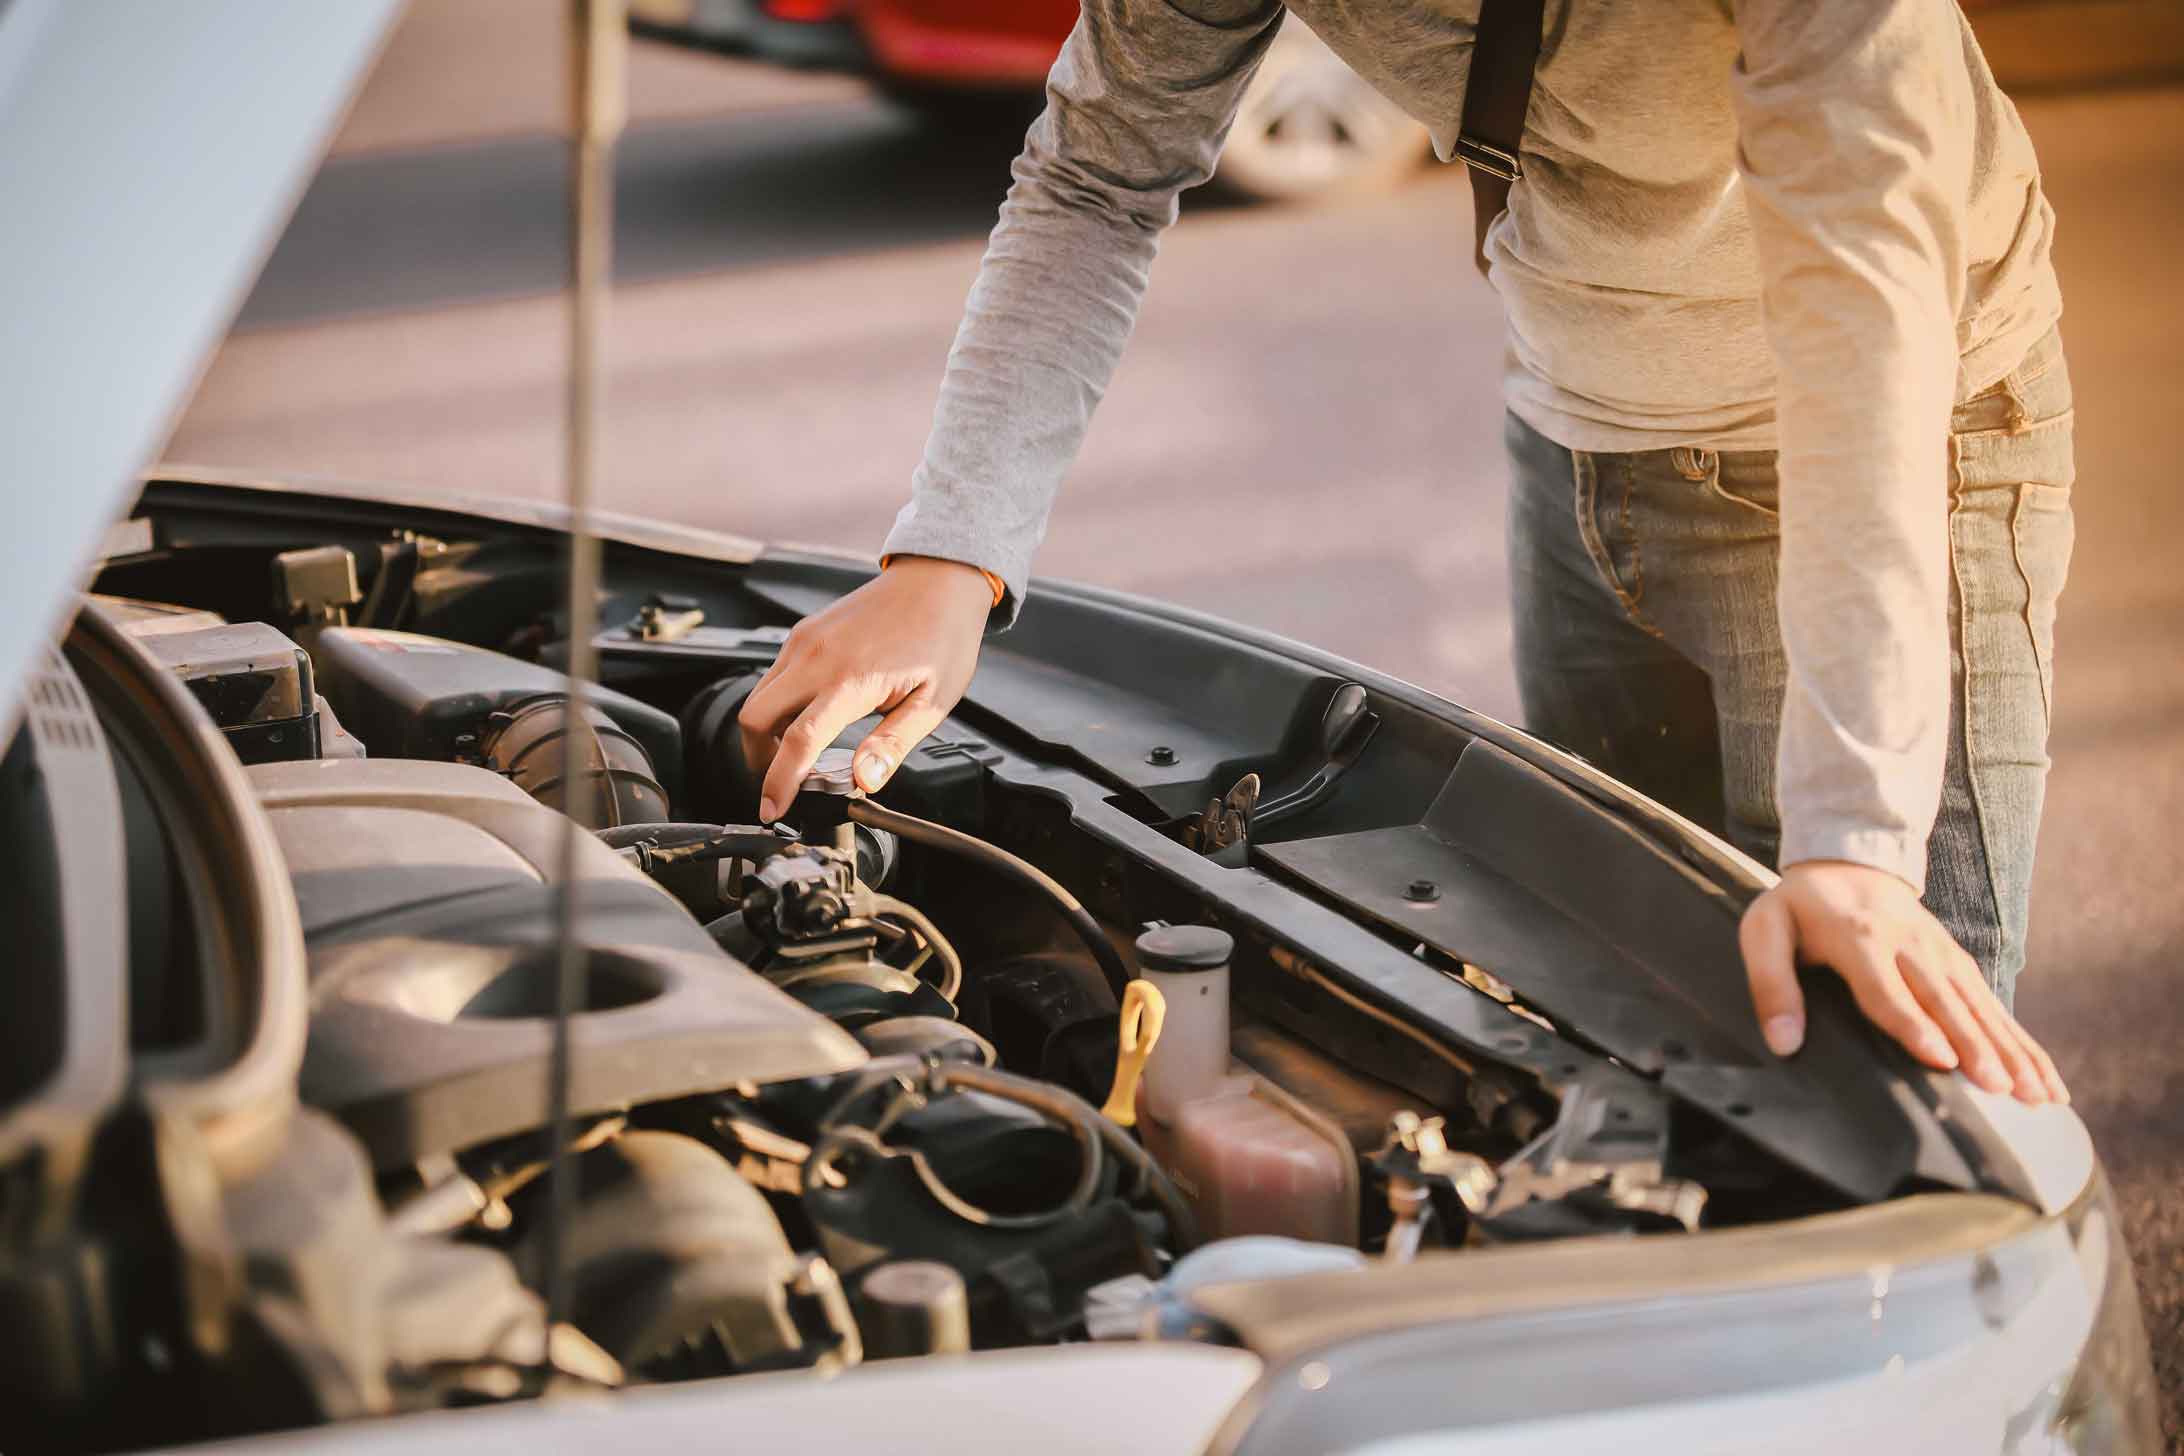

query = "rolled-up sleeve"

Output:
[[1729, 0, 1976, 888], [882, 0, 1286, 620]]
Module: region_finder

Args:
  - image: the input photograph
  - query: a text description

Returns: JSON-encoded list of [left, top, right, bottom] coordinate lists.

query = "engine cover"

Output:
[[247, 758, 863, 1170]]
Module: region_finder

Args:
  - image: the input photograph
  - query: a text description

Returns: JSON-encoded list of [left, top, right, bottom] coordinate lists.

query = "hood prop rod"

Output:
[[542, 0, 626, 1340]]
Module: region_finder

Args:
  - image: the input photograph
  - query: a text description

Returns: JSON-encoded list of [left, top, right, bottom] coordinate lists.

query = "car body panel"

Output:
[[860, 0, 1083, 87], [153, 463, 765, 567], [176, 1343, 1266, 1455], [1216, 1203, 2095, 1453], [151, 1186, 2106, 1453], [1961, 1082, 2100, 1218]]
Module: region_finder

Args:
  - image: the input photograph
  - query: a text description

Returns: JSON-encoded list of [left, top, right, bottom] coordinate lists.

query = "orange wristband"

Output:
[[879, 554, 1006, 608]]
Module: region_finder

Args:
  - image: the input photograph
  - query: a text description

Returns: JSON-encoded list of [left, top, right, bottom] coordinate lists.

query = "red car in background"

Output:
[[631, 0, 1434, 202]]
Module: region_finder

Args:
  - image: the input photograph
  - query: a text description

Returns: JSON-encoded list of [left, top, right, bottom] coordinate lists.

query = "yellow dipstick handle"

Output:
[[1101, 979, 1168, 1128]]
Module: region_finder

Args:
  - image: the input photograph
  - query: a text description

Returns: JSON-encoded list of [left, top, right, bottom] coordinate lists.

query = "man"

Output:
[[740, 0, 2072, 1104]]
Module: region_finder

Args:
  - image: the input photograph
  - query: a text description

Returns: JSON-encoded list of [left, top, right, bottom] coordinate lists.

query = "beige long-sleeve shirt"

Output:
[[882, 0, 2063, 889]]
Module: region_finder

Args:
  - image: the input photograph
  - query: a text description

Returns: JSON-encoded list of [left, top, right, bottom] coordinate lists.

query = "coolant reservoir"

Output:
[[1133, 926, 1358, 1247], [1137, 924, 1232, 1125]]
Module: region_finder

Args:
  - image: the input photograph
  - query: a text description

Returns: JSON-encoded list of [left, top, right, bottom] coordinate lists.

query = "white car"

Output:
[[0, 4, 2157, 1454]]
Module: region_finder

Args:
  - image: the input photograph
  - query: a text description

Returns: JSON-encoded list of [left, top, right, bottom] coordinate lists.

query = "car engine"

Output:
[[3, 522, 1884, 1452], [254, 618, 1235, 1367]]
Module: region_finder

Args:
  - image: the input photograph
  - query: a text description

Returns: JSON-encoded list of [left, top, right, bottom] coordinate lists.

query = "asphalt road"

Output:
[[168, 21, 2184, 1436]]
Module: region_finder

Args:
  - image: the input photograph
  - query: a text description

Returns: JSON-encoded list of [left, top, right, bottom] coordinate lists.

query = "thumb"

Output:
[[1740, 891, 1806, 1057], [854, 692, 949, 793]]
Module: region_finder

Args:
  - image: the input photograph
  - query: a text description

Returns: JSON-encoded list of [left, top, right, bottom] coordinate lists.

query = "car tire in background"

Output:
[[1214, 23, 1432, 204]]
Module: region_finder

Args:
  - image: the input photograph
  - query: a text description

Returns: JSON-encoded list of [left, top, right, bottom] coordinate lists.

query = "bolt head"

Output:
[[1404, 879, 1440, 903], [1147, 745, 1178, 766]]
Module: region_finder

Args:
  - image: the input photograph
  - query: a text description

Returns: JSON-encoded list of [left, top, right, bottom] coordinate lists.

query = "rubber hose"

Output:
[[594, 822, 794, 866], [646, 831, 794, 866], [594, 821, 730, 851], [935, 1062, 1199, 1253], [807, 1057, 1104, 1233], [866, 893, 964, 1001], [846, 799, 1132, 998]]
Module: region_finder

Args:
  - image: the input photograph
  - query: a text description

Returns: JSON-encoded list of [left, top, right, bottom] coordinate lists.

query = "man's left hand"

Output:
[[1740, 860, 2067, 1105]]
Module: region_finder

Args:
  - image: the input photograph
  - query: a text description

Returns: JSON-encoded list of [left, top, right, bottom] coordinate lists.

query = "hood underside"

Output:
[[0, 0, 399, 727]]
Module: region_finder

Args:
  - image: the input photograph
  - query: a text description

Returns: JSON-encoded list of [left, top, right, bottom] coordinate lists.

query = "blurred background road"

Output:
[[167, 0, 2184, 1430]]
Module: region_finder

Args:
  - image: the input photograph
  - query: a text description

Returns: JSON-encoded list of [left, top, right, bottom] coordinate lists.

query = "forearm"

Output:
[[883, 0, 1284, 619], [1772, 434, 1951, 886], [1732, 0, 1975, 886], [880, 147, 1169, 609], [1769, 220, 1957, 883]]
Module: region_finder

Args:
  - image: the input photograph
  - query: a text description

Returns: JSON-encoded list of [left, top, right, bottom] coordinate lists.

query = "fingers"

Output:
[[757, 678, 887, 821], [1912, 930, 2066, 1105], [2012, 1014, 2069, 1104], [1837, 932, 1958, 1072], [1898, 944, 2008, 1094], [1754, 863, 2070, 1104], [1738, 893, 1806, 1056], [1955, 977, 2038, 1101], [1953, 954, 2067, 1104], [854, 691, 950, 793], [737, 650, 801, 789], [731, 562, 992, 819]]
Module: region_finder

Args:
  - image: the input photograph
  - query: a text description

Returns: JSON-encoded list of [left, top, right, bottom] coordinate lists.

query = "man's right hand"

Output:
[[738, 555, 995, 820]]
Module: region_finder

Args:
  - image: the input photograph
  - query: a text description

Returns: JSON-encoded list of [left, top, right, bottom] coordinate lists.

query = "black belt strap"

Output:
[[1459, 0, 1544, 276]]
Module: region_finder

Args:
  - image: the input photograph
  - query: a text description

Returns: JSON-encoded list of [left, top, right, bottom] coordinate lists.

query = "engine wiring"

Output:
[[865, 892, 963, 1001], [846, 797, 1133, 998]]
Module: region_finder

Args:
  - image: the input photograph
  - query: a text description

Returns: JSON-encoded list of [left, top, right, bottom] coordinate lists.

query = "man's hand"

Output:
[[738, 557, 994, 820], [1740, 861, 2067, 1105]]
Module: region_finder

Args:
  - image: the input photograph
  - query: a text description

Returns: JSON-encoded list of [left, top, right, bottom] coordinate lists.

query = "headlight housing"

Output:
[[2051, 1171, 2160, 1453]]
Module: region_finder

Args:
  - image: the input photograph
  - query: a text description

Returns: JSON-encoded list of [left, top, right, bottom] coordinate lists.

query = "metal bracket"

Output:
[[1372, 1110, 1498, 1262], [1454, 134, 1523, 182], [636, 595, 705, 642], [1485, 1067, 1707, 1233], [1190, 772, 1260, 858]]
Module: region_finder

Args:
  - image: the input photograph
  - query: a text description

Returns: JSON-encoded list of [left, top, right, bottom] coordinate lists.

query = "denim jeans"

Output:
[[1506, 327, 2075, 1006]]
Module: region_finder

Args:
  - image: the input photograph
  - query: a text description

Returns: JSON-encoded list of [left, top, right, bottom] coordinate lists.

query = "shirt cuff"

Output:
[[1778, 821, 1929, 893], [879, 513, 1034, 628], [877, 553, 1007, 609]]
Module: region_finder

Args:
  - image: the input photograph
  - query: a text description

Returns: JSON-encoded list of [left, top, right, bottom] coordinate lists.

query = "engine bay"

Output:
[[127, 598, 1547, 1375], [0, 498, 2001, 1451]]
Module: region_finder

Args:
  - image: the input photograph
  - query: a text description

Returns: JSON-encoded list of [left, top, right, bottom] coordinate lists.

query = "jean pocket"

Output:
[[1954, 326, 2074, 438], [1705, 451, 1780, 519], [2004, 326, 2073, 421], [1952, 389, 2077, 503]]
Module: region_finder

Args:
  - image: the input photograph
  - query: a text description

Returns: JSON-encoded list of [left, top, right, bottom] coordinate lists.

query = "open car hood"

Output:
[[0, 0, 399, 727]]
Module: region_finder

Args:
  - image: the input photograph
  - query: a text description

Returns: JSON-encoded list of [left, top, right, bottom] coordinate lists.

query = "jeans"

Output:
[[1505, 327, 2075, 1006]]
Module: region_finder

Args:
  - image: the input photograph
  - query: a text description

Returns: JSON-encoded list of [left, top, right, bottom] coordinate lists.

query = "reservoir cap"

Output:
[[801, 745, 861, 797], [1135, 923, 1233, 973]]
